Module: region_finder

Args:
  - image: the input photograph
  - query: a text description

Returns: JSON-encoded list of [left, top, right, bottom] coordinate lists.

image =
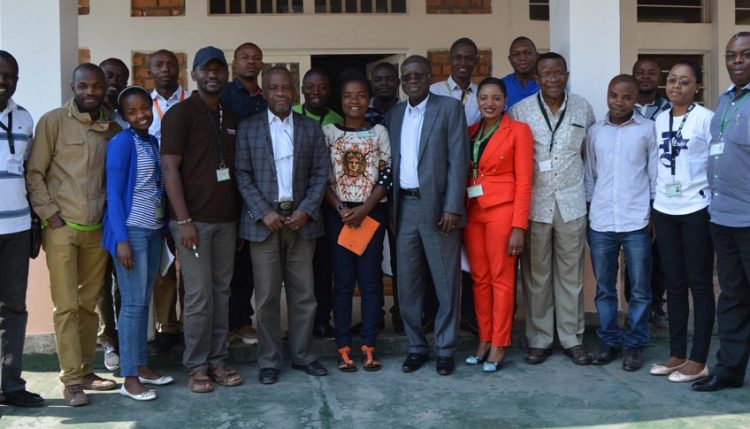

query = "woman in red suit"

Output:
[[463, 77, 533, 372]]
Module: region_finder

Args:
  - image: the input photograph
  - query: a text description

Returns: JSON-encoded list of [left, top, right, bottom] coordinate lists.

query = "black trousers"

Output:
[[314, 233, 333, 327], [0, 230, 30, 393], [228, 244, 254, 330], [653, 208, 715, 363], [711, 223, 750, 381]]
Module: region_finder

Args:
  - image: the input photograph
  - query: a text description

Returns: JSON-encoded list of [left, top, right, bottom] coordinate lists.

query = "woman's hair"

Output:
[[117, 85, 153, 112], [338, 68, 371, 98], [477, 77, 507, 97], [671, 59, 703, 84]]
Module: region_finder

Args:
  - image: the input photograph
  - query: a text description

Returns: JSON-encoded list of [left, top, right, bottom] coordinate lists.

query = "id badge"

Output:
[[467, 184, 484, 198], [538, 160, 552, 172], [665, 181, 681, 198], [6, 158, 22, 176], [216, 167, 230, 182], [709, 141, 725, 156], [357, 130, 376, 138]]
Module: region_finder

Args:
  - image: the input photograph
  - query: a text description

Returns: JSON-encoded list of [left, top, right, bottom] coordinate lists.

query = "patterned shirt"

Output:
[[126, 131, 164, 230], [324, 123, 392, 203], [510, 91, 596, 223], [0, 99, 33, 234]]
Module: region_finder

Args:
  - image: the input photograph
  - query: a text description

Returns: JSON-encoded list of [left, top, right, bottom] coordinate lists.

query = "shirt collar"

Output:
[[538, 91, 568, 114], [0, 99, 18, 118], [447, 75, 475, 93], [268, 109, 293, 126], [604, 111, 641, 127], [151, 85, 185, 102], [232, 79, 262, 95], [407, 95, 429, 114], [725, 82, 750, 94]]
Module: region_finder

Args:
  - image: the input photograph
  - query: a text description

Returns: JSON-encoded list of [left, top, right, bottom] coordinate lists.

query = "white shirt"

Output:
[[149, 86, 190, 145], [399, 95, 429, 189], [0, 99, 34, 234], [430, 75, 481, 126], [268, 110, 294, 201], [653, 104, 714, 216]]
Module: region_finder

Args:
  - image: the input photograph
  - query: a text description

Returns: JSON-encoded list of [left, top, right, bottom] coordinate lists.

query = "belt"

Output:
[[41, 219, 102, 231], [278, 201, 294, 211], [400, 188, 420, 199]]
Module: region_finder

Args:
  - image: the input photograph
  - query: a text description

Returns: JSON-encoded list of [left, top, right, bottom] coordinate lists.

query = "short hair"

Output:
[[338, 68, 371, 98], [608, 74, 639, 90], [233, 42, 262, 58], [0, 50, 19, 73], [262, 65, 292, 87], [148, 49, 178, 67], [117, 85, 152, 112], [477, 76, 507, 97], [371, 62, 398, 78], [535, 52, 567, 74], [99, 58, 130, 79], [302, 67, 329, 84], [450, 37, 478, 56], [733, 31, 750, 40], [509, 36, 537, 52], [72, 63, 104, 82], [672, 59, 703, 84], [401, 55, 431, 72], [632, 57, 659, 73]]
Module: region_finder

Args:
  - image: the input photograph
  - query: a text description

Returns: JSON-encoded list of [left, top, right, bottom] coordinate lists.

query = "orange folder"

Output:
[[337, 215, 380, 256]]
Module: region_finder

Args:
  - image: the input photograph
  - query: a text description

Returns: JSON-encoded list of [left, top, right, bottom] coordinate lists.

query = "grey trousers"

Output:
[[396, 197, 461, 357], [250, 226, 317, 369], [0, 230, 30, 393], [520, 203, 586, 349], [169, 221, 235, 372]]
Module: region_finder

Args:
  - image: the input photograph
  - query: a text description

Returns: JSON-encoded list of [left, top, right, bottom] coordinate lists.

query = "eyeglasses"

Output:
[[665, 77, 695, 87], [538, 71, 568, 81], [725, 51, 750, 62]]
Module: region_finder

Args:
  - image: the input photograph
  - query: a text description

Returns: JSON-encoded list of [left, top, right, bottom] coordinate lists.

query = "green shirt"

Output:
[[292, 104, 343, 126]]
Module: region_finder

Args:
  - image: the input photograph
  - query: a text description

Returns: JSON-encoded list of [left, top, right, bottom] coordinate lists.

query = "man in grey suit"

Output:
[[384, 55, 470, 376], [235, 66, 330, 385]]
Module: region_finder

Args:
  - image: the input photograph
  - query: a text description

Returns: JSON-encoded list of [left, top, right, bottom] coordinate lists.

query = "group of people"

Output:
[[1, 31, 750, 408]]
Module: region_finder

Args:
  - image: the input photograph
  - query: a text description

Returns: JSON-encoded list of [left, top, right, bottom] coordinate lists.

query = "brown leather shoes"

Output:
[[81, 373, 117, 391], [63, 384, 89, 407], [524, 348, 552, 365], [564, 345, 592, 365]]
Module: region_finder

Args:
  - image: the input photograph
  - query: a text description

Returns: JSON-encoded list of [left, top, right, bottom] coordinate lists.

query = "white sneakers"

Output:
[[103, 346, 120, 371]]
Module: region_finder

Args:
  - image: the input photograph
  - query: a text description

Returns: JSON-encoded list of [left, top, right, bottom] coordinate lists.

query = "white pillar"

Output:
[[549, 0, 620, 120], [0, 0, 78, 122]]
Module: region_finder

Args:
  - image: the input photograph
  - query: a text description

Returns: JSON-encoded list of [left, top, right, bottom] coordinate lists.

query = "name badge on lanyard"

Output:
[[467, 184, 484, 198], [709, 140, 725, 156], [538, 159, 552, 172], [7, 158, 22, 176], [216, 164, 231, 182], [665, 181, 682, 198]]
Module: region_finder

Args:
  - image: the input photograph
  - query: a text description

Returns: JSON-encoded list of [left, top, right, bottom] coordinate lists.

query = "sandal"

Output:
[[337, 346, 357, 372], [188, 371, 214, 393], [208, 367, 243, 387], [361, 345, 381, 372]]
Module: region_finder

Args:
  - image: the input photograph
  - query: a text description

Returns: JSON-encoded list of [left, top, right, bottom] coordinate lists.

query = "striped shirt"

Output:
[[126, 132, 164, 229], [0, 99, 33, 234]]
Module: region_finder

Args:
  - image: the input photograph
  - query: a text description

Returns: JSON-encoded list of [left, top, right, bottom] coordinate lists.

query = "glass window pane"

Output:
[[229, 0, 242, 13], [375, 0, 387, 13], [360, 0, 372, 13], [330, 0, 342, 13], [529, 5, 549, 21], [209, 0, 226, 14], [391, 0, 405, 12], [315, 0, 326, 13], [292, 0, 303, 12], [260, 0, 272, 12]]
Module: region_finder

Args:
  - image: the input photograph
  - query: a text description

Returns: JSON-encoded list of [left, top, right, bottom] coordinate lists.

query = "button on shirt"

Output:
[[0, 99, 34, 234], [585, 113, 657, 233], [708, 84, 750, 227], [399, 95, 428, 189], [268, 110, 294, 201], [150, 86, 190, 144], [430, 76, 481, 126], [510, 91, 596, 223]]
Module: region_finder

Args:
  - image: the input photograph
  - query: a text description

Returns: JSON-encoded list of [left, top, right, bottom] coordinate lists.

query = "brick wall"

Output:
[[79, 0, 89, 15], [132, 0, 186, 17], [131, 51, 189, 91], [78, 48, 91, 65], [427, 49, 492, 84], [426, 0, 491, 14]]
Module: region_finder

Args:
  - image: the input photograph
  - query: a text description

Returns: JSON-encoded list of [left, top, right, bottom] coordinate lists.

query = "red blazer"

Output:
[[467, 114, 534, 230]]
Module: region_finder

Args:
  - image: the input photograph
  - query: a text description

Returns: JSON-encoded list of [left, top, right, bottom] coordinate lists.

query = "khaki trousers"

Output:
[[42, 226, 108, 385], [520, 203, 586, 350]]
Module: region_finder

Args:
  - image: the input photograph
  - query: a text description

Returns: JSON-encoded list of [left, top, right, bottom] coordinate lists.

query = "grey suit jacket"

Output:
[[384, 94, 470, 229], [235, 110, 329, 242]]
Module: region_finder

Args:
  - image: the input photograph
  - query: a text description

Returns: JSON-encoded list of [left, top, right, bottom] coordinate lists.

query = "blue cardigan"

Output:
[[102, 128, 162, 257]]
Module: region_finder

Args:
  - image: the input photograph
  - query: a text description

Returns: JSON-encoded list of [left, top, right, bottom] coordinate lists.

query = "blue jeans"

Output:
[[113, 227, 162, 376], [588, 227, 652, 350]]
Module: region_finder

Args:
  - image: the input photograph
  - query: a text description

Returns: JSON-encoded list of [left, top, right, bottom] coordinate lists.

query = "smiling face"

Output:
[[665, 64, 698, 108], [120, 92, 153, 136], [233, 44, 263, 81], [301, 72, 330, 110], [726, 35, 750, 88], [450, 43, 478, 82], [341, 80, 369, 122], [537, 58, 568, 101], [191, 59, 228, 96], [0, 56, 18, 111], [477, 83, 506, 123], [400, 60, 431, 104], [71, 67, 106, 113], [607, 80, 638, 124]]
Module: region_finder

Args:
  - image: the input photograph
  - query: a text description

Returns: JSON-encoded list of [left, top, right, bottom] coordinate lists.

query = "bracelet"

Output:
[[177, 217, 192, 225]]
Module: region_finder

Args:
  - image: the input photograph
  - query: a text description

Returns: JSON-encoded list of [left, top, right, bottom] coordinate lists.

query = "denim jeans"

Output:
[[113, 227, 162, 377], [588, 227, 652, 350]]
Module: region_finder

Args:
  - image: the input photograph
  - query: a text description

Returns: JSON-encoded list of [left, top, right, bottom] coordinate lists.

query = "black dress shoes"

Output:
[[292, 360, 329, 376], [436, 356, 456, 376], [524, 348, 552, 365], [622, 348, 644, 372], [692, 374, 743, 392], [1, 390, 45, 407], [258, 368, 279, 385], [591, 345, 621, 365], [563, 345, 592, 365], [402, 353, 429, 373]]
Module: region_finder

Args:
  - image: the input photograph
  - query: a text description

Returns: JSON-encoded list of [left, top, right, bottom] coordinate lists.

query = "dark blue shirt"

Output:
[[501, 73, 540, 110], [220, 80, 267, 120], [708, 84, 750, 227]]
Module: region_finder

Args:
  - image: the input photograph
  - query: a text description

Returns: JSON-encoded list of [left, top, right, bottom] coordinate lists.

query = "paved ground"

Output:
[[1, 332, 749, 429]]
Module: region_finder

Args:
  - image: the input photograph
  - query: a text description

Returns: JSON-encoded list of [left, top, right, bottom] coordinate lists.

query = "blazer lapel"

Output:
[[291, 112, 305, 189], [479, 114, 512, 167], [390, 102, 406, 179], [261, 117, 277, 176], [418, 97, 438, 162]]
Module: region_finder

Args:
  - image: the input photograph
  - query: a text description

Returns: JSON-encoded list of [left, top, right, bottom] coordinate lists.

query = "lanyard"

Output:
[[446, 81, 471, 106], [301, 105, 326, 125], [131, 129, 162, 199], [207, 104, 226, 167], [0, 111, 14, 156], [471, 120, 500, 180], [719, 90, 750, 137], [668, 103, 695, 177], [537, 93, 567, 152], [154, 90, 185, 121]]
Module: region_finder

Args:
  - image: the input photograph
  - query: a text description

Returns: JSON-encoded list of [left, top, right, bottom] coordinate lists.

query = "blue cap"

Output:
[[193, 46, 227, 69]]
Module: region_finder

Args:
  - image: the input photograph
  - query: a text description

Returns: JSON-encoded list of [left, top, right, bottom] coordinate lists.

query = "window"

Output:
[[529, 0, 549, 21], [737, 0, 750, 25], [314, 0, 406, 13], [637, 54, 706, 105], [637, 0, 707, 23], [208, 0, 303, 14]]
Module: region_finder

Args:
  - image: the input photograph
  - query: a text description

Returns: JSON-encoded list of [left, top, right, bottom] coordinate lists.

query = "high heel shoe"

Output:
[[482, 352, 507, 373], [465, 350, 490, 365]]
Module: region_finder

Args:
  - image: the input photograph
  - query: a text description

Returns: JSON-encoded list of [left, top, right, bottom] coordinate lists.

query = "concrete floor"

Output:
[[2, 333, 750, 429]]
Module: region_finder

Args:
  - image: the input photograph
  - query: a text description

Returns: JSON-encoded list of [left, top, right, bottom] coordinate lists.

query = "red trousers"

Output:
[[463, 200, 516, 347]]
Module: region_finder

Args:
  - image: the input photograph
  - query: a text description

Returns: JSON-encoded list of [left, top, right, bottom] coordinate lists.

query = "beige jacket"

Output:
[[26, 98, 120, 225]]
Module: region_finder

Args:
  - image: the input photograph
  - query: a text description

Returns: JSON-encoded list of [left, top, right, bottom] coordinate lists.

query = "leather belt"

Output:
[[400, 188, 421, 199], [278, 201, 294, 216]]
